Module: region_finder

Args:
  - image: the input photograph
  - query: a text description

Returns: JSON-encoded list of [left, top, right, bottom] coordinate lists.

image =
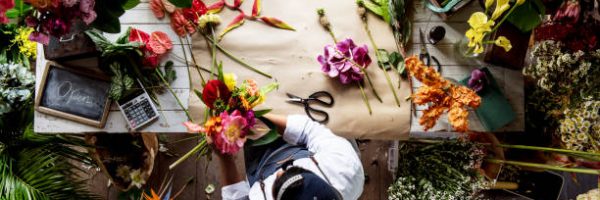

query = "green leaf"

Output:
[[253, 109, 272, 118], [506, 0, 545, 33], [116, 27, 132, 44], [249, 117, 280, 146], [168, 0, 193, 8], [377, 49, 391, 70], [122, 0, 141, 10], [91, 0, 126, 33], [364, 0, 391, 22]]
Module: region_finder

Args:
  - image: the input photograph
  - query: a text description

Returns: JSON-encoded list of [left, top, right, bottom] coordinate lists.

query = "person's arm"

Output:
[[265, 114, 364, 199], [216, 153, 250, 200]]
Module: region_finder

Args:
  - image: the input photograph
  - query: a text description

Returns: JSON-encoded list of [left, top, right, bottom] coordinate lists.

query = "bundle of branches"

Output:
[[388, 140, 488, 200]]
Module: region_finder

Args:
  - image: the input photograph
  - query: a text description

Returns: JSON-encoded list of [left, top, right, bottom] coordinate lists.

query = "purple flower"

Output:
[[317, 38, 371, 84], [468, 69, 488, 92], [243, 110, 256, 128], [29, 32, 49, 45]]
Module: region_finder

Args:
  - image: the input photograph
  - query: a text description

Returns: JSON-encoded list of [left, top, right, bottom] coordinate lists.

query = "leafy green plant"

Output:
[[91, 0, 140, 33], [506, 0, 545, 33], [0, 120, 97, 200], [388, 140, 487, 200]]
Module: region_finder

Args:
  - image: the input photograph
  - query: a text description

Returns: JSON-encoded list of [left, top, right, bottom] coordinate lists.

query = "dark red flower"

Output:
[[202, 80, 232, 109], [183, 0, 207, 24]]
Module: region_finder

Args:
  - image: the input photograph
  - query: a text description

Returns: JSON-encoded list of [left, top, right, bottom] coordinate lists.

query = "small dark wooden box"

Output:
[[43, 21, 99, 62]]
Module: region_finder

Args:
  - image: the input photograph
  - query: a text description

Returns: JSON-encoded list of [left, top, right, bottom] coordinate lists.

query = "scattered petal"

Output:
[[259, 16, 295, 31]]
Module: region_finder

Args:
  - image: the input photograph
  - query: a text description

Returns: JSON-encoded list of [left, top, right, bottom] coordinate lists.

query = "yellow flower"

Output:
[[250, 93, 265, 108], [465, 28, 485, 54], [198, 13, 221, 29], [11, 27, 37, 58], [223, 73, 236, 91], [516, 0, 525, 5], [494, 36, 512, 52], [468, 12, 494, 33], [491, 0, 510, 20], [485, 0, 494, 10]]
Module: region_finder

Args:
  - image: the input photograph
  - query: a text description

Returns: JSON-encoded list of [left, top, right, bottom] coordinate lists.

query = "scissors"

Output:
[[419, 28, 442, 73], [286, 91, 334, 123]]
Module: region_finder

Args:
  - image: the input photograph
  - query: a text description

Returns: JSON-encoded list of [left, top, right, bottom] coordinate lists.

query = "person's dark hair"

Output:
[[272, 166, 309, 200]]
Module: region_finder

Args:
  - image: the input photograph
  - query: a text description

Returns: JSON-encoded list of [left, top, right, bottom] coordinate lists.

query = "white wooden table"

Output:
[[408, 1, 525, 133], [34, 2, 191, 133]]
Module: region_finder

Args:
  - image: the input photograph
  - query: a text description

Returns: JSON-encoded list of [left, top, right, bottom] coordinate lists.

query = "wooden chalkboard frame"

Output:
[[35, 62, 112, 128]]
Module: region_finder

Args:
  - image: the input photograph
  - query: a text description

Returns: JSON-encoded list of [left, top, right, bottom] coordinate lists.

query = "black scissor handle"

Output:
[[308, 91, 334, 106], [305, 106, 329, 123]]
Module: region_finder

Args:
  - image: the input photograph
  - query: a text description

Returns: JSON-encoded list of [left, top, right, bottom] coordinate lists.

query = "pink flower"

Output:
[[150, 0, 165, 19], [170, 9, 196, 37], [183, 121, 204, 133], [79, 0, 97, 24], [148, 31, 173, 54], [317, 38, 371, 84], [213, 110, 248, 154], [245, 79, 259, 96]]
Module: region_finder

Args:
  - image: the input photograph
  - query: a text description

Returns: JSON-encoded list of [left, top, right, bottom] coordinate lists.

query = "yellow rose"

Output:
[[223, 73, 237, 91], [494, 36, 512, 52], [491, 0, 510, 20]]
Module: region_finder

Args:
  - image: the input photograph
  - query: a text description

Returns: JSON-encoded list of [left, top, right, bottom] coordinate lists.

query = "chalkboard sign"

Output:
[[35, 62, 112, 128]]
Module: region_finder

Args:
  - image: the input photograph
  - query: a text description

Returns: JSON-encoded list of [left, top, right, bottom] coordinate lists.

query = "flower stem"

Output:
[[358, 67, 383, 103], [179, 37, 205, 87], [486, 159, 600, 175], [362, 20, 401, 107], [203, 35, 273, 79], [327, 29, 338, 44], [169, 139, 207, 170], [156, 68, 192, 122], [210, 27, 218, 80], [490, 4, 519, 34], [357, 81, 373, 115]]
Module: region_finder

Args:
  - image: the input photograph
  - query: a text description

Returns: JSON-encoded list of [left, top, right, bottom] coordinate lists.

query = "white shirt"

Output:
[[221, 115, 365, 200]]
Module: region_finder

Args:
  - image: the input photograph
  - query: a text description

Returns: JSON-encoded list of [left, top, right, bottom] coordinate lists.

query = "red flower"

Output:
[[150, 0, 165, 19], [183, 0, 207, 24], [0, 0, 15, 24], [129, 28, 150, 45], [202, 80, 231, 109], [170, 9, 196, 37]]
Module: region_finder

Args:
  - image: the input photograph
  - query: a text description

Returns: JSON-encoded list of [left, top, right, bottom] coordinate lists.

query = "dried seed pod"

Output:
[[317, 8, 331, 30], [357, 0, 367, 21]]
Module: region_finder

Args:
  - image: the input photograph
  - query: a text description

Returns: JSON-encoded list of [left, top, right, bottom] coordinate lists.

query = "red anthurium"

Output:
[[207, 1, 225, 13], [202, 80, 232, 109], [183, 0, 207, 23], [129, 28, 150, 44], [148, 31, 173, 55]]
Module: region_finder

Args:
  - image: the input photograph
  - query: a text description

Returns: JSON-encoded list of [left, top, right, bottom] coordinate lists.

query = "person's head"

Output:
[[272, 166, 342, 200]]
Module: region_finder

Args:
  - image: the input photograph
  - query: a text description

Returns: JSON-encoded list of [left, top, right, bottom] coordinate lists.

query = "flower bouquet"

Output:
[[405, 56, 481, 132], [172, 65, 278, 168], [0, 62, 35, 130]]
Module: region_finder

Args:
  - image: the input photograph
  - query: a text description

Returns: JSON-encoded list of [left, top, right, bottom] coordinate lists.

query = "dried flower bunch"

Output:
[[557, 100, 599, 152], [388, 140, 488, 200], [524, 40, 600, 97], [0, 62, 34, 115], [405, 56, 481, 132]]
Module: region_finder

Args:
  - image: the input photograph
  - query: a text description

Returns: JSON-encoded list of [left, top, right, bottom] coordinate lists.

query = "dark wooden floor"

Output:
[[83, 135, 394, 200]]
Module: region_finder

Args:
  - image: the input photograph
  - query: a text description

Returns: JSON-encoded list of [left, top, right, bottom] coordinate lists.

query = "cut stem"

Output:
[[362, 20, 401, 107], [486, 159, 600, 175], [357, 81, 373, 115], [204, 35, 272, 78], [169, 139, 207, 170], [179, 37, 205, 87], [210, 27, 218, 80], [156, 68, 192, 121]]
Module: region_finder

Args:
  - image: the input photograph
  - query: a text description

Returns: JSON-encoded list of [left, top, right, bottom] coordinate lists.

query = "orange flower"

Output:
[[405, 55, 481, 132], [204, 116, 223, 138], [239, 95, 251, 111]]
